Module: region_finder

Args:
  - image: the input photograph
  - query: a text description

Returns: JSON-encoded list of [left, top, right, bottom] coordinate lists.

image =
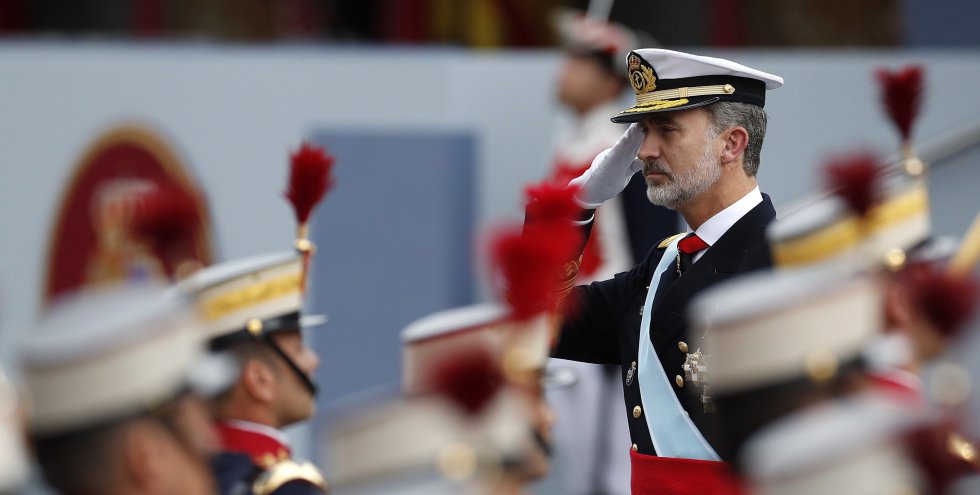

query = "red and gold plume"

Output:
[[284, 142, 335, 289], [876, 65, 925, 175], [130, 185, 203, 280], [491, 180, 581, 320], [902, 261, 978, 338], [430, 346, 504, 417], [285, 142, 335, 244], [823, 152, 884, 217]]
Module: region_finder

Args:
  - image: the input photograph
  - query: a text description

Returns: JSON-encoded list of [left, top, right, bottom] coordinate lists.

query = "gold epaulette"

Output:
[[658, 233, 687, 249], [253, 459, 329, 495]]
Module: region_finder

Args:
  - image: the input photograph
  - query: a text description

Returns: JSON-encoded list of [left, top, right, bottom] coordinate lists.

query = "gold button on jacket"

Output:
[[675, 375, 684, 387], [632, 405, 642, 418]]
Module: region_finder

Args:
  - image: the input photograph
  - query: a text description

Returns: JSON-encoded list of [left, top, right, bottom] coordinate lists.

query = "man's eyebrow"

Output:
[[644, 115, 677, 126]]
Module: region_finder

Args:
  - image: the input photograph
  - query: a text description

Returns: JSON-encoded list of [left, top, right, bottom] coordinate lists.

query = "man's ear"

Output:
[[119, 421, 168, 491], [884, 281, 912, 329], [720, 126, 749, 166], [241, 358, 276, 404]]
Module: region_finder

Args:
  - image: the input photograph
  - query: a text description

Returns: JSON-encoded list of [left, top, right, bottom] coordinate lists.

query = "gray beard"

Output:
[[644, 144, 722, 210]]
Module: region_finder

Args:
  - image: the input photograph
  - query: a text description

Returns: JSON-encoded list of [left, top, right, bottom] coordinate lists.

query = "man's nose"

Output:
[[637, 134, 661, 162]]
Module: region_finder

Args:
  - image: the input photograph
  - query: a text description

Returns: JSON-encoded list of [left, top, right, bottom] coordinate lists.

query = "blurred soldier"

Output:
[[547, 48, 783, 493], [329, 336, 537, 495], [175, 143, 333, 495], [178, 252, 327, 495], [0, 367, 28, 495], [549, 9, 675, 282], [401, 302, 557, 493], [547, 13, 675, 493], [689, 238, 934, 493], [334, 206, 577, 494], [21, 284, 232, 495], [699, 148, 979, 492]]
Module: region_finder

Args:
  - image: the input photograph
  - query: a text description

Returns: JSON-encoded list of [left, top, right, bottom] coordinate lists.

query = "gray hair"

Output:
[[704, 102, 768, 176]]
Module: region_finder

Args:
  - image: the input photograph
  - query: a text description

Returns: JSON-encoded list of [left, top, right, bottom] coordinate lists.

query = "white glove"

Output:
[[568, 123, 645, 209]]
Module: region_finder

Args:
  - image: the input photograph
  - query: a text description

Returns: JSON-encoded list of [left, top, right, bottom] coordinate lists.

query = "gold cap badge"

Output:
[[628, 52, 657, 95]]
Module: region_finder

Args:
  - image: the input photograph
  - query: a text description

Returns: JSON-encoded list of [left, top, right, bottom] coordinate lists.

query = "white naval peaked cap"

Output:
[[691, 268, 882, 395], [21, 283, 233, 436], [613, 48, 783, 123]]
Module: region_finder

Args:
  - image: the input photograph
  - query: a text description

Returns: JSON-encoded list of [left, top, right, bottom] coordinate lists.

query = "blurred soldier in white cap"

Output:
[[695, 141, 980, 493], [328, 336, 534, 495], [549, 9, 676, 281], [400, 302, 558, 491], [178, 252, 327, 495], [547, 12, 675, 494], [334, 203, 578, 494], [175, 143, 334, 495], [546, 47, 783, 493], [688, 248, 934, 494], [22, 284, 233, 495]]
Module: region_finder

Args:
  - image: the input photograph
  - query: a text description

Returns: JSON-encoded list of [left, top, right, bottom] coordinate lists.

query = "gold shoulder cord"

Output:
[[253, 460, 329, 495], [658, 232, 686, 249]]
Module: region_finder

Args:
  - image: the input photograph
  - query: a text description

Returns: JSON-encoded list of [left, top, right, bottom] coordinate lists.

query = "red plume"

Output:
[[492, 224, 579, 320], [902, 262, 978, 338], [877, 65, 924, 142], [524, 181, 580, 226], [489, 180, 583, 319], [130, 185, 202, 277], [431, 346, 503, 416], [823, 153, 883, 216], [285, 143, 335, 225]]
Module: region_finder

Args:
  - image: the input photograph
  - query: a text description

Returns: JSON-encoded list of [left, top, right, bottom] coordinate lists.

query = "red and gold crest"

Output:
[[43, 125, 214, 305]]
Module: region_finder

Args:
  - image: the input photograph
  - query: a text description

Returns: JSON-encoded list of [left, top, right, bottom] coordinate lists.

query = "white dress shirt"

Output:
[[690, 186, 763, 263]]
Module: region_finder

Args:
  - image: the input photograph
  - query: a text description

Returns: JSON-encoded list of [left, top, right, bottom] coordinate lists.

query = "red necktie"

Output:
[[676, 233, 708, 275], [678, 233, 709, 255]]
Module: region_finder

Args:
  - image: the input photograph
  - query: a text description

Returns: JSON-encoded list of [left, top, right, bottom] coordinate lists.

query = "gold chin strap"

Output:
[[636, 84, 735, 106]]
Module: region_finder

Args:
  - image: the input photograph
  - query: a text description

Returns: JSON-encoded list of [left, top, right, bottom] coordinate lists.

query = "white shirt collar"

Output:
[[693, 186, 763, 247]]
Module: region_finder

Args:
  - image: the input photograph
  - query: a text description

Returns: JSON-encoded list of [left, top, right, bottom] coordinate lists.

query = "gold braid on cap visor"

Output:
[[636, 84, 735, 105], [618, 84, 737, 114]]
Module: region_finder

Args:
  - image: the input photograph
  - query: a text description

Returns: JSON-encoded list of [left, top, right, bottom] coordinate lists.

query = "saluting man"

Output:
[[548, 48, 783, 493]]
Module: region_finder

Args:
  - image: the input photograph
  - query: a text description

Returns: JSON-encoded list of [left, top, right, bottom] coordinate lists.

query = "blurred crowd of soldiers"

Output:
[[2, 8, 980, 495]]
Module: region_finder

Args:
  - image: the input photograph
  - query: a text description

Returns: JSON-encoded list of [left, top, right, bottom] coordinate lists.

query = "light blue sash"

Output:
[[637, 237, 720, 460]]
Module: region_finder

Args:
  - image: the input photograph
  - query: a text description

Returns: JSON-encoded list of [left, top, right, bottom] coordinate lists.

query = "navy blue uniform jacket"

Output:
[[213, 453, 325, 495], [552, 194, 776, 456]]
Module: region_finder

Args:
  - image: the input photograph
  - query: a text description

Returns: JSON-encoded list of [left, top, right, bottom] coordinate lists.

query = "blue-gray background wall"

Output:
[[306, 129, 477, 409]]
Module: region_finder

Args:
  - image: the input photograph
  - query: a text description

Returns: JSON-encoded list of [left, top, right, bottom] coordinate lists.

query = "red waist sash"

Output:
[[630, 450, 744, 495]]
